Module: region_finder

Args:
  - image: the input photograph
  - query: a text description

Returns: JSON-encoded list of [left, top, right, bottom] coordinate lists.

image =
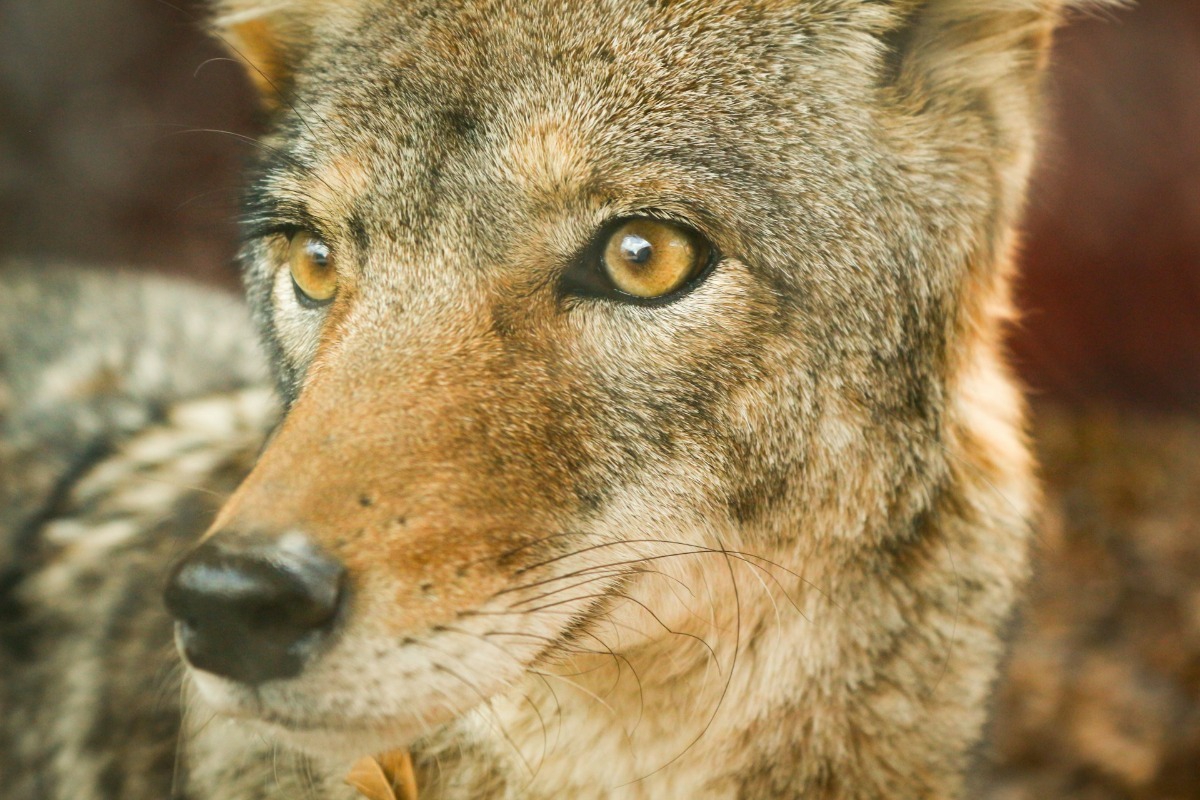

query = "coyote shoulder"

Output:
[[1, 2, 1116, 798]]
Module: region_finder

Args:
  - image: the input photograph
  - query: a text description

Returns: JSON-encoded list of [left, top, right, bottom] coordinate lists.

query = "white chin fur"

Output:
[[256, 721, 415, 763], [188, 669, 249, 711], [187, 668, 428, 761]]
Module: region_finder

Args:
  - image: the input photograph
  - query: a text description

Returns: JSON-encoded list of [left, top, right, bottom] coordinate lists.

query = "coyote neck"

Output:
[[411, 548, 807, 799], [415, 360, 1034, 799]]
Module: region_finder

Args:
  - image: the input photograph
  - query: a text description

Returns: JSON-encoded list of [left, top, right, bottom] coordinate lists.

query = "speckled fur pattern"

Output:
[[1, 2, 1119, 798], [0, 266, 276, 798]]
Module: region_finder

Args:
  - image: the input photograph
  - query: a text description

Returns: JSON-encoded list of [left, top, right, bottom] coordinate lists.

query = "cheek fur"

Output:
[[270, 265, 325, 369]]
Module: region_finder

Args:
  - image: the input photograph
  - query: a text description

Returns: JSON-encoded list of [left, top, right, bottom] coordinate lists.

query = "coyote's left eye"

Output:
[[563, 216, 714, 303], [600, 218, 710, 300], [288, 231, 337, 307]]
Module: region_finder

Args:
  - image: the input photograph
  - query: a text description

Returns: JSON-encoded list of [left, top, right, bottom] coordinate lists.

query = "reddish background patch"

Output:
[[1016, 0, 1200, 410]]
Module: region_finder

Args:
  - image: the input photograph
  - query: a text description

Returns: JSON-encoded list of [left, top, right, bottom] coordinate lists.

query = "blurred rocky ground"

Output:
[[1, 1, 1198, 797], [985, 408, 1200, 799]]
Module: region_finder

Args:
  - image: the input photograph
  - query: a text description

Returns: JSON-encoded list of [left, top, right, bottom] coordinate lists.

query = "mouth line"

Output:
[[187, 680, 376, 735], [242, 707, 406, 736], [216, 687, 447, 740]]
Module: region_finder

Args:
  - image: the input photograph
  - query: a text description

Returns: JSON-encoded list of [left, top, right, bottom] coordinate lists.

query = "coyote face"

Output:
[[161, 0, 1098, 795]]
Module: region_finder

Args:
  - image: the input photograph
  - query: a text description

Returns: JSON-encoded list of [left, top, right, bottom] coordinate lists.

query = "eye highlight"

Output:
[[600, 218, 710, 300], [288, 231, 337, 307]]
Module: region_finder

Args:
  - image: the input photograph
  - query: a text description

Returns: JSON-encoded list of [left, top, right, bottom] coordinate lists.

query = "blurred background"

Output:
[[0, 1, 1197, 798]]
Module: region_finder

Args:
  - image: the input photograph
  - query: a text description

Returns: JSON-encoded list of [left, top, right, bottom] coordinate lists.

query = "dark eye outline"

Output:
[[560, 215, 719, 307], [286, 230, 337, 310]]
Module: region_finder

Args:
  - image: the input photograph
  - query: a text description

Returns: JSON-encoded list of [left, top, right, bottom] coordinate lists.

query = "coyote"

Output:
[[1, 1, 1116, 798]]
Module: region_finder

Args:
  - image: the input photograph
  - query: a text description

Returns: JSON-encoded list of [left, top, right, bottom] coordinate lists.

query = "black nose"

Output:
[[164, 534, 345, 685]]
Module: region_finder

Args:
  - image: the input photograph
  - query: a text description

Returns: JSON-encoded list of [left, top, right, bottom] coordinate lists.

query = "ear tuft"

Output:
[[881, 0, 1128, 90], [877, 0, 1129, 227], [208, 1, 310, 107]]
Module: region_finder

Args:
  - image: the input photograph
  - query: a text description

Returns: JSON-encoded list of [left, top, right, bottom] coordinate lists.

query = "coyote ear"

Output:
[[209, 2, 317, 107], [881, 0, 1118, 92], [879, 1, 1122, 221]]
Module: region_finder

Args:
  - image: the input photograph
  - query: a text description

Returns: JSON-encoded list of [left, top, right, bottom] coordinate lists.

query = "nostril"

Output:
[[164, 535, 345, 685]]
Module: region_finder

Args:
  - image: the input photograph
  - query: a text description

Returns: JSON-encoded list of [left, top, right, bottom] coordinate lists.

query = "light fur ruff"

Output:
[[0, 1, 1119, 798]]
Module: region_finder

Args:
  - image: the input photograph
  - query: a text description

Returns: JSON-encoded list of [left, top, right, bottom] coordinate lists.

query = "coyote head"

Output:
[[164, 0, 1096, 790]]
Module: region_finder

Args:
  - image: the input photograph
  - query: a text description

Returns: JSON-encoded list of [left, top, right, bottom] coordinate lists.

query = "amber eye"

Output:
[[600, 218, 710, 299], [288, 231, 337, 306]]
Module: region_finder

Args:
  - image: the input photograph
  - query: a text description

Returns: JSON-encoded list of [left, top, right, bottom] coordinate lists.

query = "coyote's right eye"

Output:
[[288, 232, 337, 307]]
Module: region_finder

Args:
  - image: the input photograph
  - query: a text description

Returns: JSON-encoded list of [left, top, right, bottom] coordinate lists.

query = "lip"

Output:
[[251, 707, 394, 734], [186, 668, 436, 758], [189, 672, 378, 733], [245, 714, 423, 763]]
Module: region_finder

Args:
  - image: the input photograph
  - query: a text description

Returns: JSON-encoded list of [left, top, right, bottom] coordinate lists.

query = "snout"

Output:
[[164, 533, 345, 686]]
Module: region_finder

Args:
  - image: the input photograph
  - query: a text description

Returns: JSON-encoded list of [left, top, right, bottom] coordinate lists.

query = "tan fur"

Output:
[[174, 1, 1119, 797]]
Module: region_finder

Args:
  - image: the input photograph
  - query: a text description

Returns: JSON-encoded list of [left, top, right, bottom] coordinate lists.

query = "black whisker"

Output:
[[620, 538, 743, 785]]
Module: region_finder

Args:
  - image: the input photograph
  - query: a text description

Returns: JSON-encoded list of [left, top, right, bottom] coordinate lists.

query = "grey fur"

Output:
[[0, 265, 275, 799], [0, 264, 267, 559]]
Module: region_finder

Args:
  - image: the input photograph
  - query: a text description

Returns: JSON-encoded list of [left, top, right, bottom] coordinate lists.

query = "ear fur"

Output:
[[882, 0, 1123, 96], [208, 1, 326, 106], [879, 0, 1124, 201]]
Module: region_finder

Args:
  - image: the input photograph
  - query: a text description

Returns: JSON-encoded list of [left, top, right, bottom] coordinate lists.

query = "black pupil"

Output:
[[620, 234, 653, 265], [305, 238, 329, 268]]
